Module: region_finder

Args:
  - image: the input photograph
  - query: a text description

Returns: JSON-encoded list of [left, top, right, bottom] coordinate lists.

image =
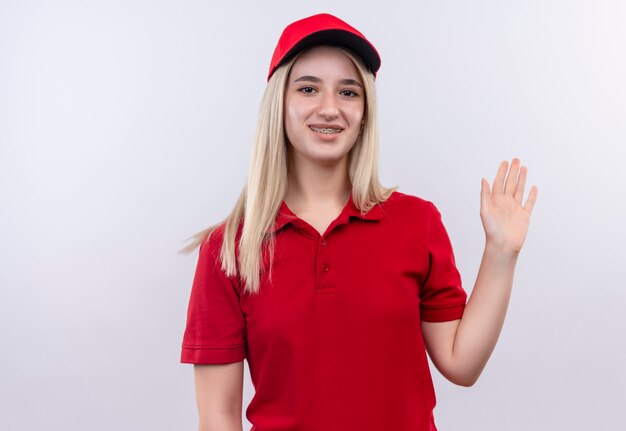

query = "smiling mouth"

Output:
[[309, 126, 343, 134]]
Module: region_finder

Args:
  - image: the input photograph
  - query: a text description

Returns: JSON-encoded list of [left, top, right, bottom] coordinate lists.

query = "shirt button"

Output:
[[322, 263, 330, 272], [321, 239, 327, 247]]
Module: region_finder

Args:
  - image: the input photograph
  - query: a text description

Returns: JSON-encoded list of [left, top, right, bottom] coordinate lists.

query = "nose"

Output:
[[317, 91, 339, 120]]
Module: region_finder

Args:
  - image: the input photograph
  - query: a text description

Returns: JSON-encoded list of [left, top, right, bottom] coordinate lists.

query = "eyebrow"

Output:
[[293, 75, 363, 88]]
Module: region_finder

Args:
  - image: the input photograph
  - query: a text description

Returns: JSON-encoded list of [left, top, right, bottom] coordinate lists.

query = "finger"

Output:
[[480, 177, 491, 208], [493, 160, 508, 195], [524, 185, 538, 215], [513, 165, 527, 204], [504, 158, 521, 197], [480, 178, 492, 217]]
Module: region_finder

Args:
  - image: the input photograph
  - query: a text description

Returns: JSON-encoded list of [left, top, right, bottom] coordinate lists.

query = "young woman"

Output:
[[180, 13, 538, 431]]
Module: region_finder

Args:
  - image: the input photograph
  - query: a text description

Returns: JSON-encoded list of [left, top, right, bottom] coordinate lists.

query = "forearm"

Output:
[[199, 414, 243, 431], [450, 242, 519, 385]]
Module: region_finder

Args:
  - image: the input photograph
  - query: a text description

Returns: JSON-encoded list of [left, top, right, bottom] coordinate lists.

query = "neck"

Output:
[[284, 153, 352, 213]]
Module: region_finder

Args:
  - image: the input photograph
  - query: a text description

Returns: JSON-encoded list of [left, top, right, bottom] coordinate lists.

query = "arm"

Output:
[[422, 244, 518, 386], [422, 158, 538, 387], [194, 362, 244, 431]]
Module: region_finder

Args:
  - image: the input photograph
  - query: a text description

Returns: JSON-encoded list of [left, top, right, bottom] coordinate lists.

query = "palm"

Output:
[[480, 158, 538, 253]]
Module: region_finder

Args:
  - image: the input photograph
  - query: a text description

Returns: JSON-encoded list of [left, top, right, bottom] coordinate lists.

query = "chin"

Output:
[[311, 153, 350, 166]]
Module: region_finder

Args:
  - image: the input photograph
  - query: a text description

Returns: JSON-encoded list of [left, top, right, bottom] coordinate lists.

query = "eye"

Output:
[[297, 86, 316, 94], [340, 89, 359, 97]]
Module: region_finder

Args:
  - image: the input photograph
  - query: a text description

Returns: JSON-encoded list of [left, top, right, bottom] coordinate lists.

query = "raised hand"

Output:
[[480, 158, 538, 254]]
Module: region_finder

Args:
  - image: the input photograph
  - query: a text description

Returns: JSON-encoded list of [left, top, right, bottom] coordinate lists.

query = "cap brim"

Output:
[[275, 29, 381, 77]]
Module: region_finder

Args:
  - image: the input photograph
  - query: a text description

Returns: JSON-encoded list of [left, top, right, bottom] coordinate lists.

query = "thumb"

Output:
[[480, 178, 490, 207]]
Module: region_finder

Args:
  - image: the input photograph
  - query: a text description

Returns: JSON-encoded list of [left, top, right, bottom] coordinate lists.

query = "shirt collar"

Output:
[[268, 190, 383, 234]]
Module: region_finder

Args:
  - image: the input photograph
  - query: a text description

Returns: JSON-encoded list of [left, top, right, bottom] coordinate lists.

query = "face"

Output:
[[284, 46, 365, 167]]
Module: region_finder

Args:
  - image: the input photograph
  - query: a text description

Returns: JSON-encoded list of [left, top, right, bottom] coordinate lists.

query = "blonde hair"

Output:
[[178, 45, 398, 296]]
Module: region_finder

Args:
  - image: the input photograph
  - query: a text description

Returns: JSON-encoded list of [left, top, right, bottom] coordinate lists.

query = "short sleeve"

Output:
[[180, 230, 247, 364], [419, 202, 468, 322]]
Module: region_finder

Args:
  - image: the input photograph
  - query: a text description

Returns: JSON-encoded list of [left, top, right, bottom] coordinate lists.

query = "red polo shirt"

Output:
[[181, 190, 467, 430]]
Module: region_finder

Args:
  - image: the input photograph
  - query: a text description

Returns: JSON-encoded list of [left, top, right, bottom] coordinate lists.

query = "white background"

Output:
[[1, 1, 625, 430]]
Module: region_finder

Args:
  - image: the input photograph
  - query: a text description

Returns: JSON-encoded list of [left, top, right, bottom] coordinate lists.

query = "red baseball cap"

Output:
[[267, 13, 381, 81]]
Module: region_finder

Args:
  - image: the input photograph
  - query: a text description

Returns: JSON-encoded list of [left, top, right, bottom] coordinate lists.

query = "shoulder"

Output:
[[200, 219, 244, 254], [195, 225, 226, 276], [381, 190, 437, 216], [373, 191, 442, 237], [201, 223, 226, 252], [380, 191, 455, 247], [197, 221, 243, 285]]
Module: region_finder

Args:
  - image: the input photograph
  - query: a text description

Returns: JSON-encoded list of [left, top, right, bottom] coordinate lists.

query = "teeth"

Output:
[[310, 126, 342, 134]]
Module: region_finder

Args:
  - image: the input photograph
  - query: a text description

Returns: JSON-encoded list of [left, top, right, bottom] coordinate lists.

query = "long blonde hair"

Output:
[[178, 45, 398, 296]]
